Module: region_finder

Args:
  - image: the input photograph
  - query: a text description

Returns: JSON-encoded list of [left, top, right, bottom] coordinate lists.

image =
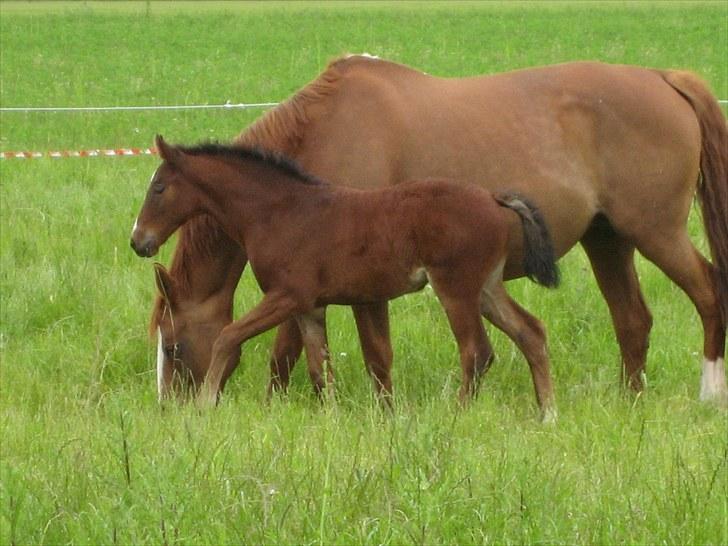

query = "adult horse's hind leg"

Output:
[[580, 223, 653, 391], [635, 230, 727, 401], [266, 319, 304, 399], [353, 301, 395, 408], [480, 278, 555, 420], [295, 308, 335, 401]]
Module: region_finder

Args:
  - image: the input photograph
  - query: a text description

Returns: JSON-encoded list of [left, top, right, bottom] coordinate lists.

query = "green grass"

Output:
[[1, 1, 727, 544]]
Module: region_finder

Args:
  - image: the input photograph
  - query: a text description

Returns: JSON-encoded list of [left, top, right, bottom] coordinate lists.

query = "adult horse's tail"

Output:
[[660, 70, 728, 323], [495, 193, 560, 288]]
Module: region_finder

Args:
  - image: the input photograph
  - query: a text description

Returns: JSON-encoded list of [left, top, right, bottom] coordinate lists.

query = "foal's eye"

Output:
[[153, 182, 165, 194]]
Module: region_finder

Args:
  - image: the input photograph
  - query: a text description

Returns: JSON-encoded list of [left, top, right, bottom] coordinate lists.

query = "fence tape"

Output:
[[2, 147, 157, 160]]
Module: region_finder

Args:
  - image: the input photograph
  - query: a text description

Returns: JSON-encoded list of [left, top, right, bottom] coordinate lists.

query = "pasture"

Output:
[[1, 1, 726, 544]]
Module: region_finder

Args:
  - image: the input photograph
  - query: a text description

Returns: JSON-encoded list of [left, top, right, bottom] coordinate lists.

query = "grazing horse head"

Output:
[[130, 135, 200, 258], [151, 262, 232, 399]]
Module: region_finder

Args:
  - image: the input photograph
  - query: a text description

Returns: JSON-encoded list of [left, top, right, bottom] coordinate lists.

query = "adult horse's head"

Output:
[[150, 262, 226, 399], [130, 135, 199, 258]]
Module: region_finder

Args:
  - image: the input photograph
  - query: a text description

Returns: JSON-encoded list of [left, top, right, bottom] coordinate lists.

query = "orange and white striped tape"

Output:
[[1, 147, 158, 160]]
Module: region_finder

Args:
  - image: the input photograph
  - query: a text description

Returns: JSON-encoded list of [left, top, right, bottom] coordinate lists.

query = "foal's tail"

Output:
[[495, 193, 560, 288], [660, 70, 728, 323]]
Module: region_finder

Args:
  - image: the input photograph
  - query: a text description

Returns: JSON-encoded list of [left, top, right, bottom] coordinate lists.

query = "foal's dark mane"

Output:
[[179, 142, 324, 186], [150, 55, 383, 335]]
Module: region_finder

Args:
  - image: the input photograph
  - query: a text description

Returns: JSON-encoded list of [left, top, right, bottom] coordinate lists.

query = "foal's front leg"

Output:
[[199, 292, 301, 407], [266, 320, 304, 399], [353, 301, 395, 407]]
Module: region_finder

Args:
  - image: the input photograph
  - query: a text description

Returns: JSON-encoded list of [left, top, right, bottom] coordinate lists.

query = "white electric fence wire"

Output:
[[0, 102, 280, 112]]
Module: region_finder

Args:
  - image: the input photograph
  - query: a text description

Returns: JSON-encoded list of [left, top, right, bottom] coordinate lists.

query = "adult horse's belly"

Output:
[[293, 61, 684, 279]]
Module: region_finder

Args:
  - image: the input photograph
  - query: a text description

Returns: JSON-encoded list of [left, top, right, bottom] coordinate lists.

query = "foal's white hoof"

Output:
[[540, 406, 558, 424]]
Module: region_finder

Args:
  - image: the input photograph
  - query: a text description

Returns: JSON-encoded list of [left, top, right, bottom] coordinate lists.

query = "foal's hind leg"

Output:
[[634, 231, 727, 401], [428, 272, 493, 404], [295, 308, 335, 401], [581, 226, 653, 391], [353, 302, 395, 408], [267, 319, 304, 399], [480, 278, 555, 420]]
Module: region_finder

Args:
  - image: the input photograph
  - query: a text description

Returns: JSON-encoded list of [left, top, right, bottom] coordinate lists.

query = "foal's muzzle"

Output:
[[130, 232, 159, 258]]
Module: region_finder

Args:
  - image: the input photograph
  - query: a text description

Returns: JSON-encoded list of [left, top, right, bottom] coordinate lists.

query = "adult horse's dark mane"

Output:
[[150, 56, 349, 335], [236, 55, 351, 153]]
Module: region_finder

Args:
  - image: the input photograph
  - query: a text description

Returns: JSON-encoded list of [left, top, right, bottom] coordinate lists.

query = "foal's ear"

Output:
[[154, 135, 184, 166], [153, 262, 177, 306]]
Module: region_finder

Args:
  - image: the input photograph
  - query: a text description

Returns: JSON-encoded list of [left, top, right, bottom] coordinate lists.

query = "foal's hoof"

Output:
[[540, 406, 558, 424]]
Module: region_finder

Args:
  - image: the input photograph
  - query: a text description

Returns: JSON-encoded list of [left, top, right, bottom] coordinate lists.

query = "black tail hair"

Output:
[[494, 193, 560, 288]]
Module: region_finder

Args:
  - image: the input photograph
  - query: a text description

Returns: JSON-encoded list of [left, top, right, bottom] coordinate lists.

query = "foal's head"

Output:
[[130, 135, 201, 258]]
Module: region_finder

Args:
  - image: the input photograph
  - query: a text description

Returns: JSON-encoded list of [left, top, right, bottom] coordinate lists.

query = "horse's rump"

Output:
[[659, 69, 728, 322]]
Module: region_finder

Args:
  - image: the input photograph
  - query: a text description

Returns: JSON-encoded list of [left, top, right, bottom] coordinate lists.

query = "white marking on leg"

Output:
[[157, 327, 166, 399], [541, 405, 558, 424], [700, 356, 727, 401]]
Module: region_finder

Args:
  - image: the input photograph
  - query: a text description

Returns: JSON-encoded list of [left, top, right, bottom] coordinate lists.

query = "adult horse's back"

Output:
[[151, 57, 727, 401]]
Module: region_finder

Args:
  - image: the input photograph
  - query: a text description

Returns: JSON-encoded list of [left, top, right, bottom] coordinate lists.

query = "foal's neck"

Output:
[[191, 155, 327, 240]]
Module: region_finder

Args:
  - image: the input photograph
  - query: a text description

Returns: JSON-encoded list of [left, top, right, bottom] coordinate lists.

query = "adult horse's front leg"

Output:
[[199, 293, 301, 407]]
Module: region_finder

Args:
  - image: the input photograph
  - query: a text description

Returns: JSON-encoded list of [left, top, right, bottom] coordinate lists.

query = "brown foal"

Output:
[[132, 137, 560, 418]]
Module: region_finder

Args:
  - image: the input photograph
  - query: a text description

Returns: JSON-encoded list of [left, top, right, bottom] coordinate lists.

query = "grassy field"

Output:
[[1, 1, 727, 544]]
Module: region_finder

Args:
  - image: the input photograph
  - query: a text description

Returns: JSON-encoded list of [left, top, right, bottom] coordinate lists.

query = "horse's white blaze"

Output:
[[132, 167, 160, 239], [156, 328, 166, 397], [700, 356, 727, 401]]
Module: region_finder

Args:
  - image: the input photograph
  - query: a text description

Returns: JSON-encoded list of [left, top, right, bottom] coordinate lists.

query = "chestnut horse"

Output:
[[132, 137, 560, 416], [148, 57, 728, 403]]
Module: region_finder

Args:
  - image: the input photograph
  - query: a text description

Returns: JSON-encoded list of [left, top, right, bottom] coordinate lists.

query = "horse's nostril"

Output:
[[130, 236, 151, 257]]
